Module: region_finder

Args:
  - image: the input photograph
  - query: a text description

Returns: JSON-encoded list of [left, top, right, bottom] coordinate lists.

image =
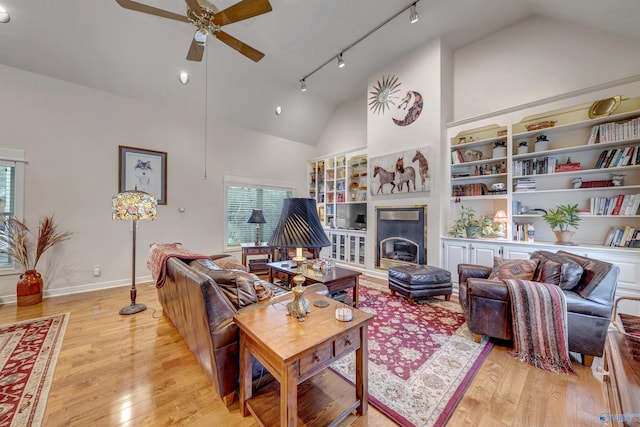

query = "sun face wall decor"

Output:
[[368, 74, 423, 126]]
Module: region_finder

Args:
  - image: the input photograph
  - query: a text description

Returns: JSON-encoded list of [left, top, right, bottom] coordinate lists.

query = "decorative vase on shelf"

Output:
[[535, 134, 549, 152], [517, 141, 528, 154], [465, 226, 479, 239], [553, 231, 576, 246], [492, 140, 507, 158], [17, 270, 43, 307]]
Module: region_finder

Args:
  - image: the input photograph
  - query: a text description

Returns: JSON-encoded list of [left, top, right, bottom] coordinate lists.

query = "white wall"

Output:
[[0, 64, 314, 301], [454, 16, 640, 121], [313, 95, 366, 158]]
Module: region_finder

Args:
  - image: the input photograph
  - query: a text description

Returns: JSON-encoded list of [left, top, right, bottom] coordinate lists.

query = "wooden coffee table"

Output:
[[268, 261, 362, 308], [234, 291, 373, 427]]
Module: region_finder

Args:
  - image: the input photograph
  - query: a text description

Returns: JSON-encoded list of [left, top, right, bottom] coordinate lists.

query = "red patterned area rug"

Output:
[[331, 280, 492, 427], [0, 313, 69, 426]]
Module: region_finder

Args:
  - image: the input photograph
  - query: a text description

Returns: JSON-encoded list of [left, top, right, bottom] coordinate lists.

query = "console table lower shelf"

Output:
[[234, 291, 373, 427]]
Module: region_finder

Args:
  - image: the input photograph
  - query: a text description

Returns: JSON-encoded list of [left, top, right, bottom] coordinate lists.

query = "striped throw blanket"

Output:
[[505, 279, 576, 375]]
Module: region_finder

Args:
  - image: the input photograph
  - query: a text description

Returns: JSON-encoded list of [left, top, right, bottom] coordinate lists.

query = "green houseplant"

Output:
[[448, 206, 497, 238], [542, 204, 581, 245], [0, 216, 72, 306]]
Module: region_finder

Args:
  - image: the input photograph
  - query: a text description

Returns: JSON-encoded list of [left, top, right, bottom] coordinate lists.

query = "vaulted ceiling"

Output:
[[1, 0, 639, 145]]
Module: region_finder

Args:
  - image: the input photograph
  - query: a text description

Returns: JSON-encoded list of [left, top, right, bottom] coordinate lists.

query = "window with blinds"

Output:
[[225, 183, 293, 247], [0, 162, 17, 268]]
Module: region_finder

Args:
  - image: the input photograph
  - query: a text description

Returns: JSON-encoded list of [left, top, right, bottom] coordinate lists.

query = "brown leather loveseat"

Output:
[[458, 250, 619, 366], [156, 254, 327, 405]]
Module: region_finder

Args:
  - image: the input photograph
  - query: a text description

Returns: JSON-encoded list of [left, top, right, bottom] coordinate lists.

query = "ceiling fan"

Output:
[[115, 0, 272, 62]]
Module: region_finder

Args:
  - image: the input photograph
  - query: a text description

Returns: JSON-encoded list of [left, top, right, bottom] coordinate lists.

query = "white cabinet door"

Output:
[[348, 233, 366, 266], [502, 245, 537, 260], [470, 242, 500, 266], [443, 241, 470, 283]]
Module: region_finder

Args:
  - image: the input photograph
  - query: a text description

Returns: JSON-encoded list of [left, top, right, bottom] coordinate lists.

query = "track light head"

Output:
[[409, 4, 419, 23], [300, 79, 307, 92], [337, 53, 345, 68]]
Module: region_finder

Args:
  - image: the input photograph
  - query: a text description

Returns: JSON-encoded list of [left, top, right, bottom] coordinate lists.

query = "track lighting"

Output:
[[298, 0, 420, 91], [410, 3, 419, 23]]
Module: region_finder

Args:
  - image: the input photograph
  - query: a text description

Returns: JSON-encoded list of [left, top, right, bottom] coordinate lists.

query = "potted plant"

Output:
[[542, 204, 581, 245], [448, 206, 497, 238], [0, 216, 72, 306]]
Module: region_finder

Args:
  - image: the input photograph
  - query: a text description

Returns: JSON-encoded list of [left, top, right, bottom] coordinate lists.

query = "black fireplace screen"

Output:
[[375, 206, 427, 269]]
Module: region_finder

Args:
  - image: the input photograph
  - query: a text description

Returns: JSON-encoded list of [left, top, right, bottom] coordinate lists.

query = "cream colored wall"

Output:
[[0, 64, 314, 302], [453, 16, 640, 121]]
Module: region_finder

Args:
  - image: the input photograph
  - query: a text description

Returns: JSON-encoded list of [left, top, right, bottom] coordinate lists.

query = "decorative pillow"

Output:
[[189, 260, 257, 308], [530, 251, 584, 290], [253, 280, 276, 301], [487, 257, 539, 281], [212, 255, 248, 272]]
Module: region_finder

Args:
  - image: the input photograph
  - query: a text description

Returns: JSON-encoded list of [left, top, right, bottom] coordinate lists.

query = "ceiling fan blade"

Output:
[[215, 31, 265, 62], [186, 38, 205, 62], [183, 0, 203, 16], [212, 0, 272, 26], [115, 0, 189, 23]]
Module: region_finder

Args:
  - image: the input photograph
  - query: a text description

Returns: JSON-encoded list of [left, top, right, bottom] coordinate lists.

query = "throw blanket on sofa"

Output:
[[147, 243, 211, 288], [505, 279, 576, 375]]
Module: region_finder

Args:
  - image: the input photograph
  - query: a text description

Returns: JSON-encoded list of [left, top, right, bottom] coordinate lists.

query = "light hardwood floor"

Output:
[[0, 281, 607, 426]]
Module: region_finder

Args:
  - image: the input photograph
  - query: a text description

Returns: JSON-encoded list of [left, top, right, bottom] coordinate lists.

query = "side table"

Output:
[[235, 292, 373, 426], [241, 243, 274, 275]]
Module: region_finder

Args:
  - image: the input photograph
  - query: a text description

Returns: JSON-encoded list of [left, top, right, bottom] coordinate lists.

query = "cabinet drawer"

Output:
[[334, 331, 360, 358], [272, 270, 291, 283], [299, 343, 333, 377], [245, 247, 270, 255]]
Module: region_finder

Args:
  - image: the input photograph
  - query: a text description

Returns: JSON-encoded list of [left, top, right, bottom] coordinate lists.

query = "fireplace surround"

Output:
[[375, 205, 428, 270]]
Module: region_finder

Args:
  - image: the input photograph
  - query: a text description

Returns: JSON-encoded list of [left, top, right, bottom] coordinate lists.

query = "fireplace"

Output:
[[375, 206, 427, 270]]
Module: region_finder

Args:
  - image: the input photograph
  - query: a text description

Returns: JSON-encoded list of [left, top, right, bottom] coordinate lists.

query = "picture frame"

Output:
[[118, 145, 167, 205], [369, 146, 431, 195]]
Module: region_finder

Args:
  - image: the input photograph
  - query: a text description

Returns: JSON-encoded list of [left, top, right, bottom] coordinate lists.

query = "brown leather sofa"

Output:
[[156, 254, 327, 405], [458, 250, 619, 366]]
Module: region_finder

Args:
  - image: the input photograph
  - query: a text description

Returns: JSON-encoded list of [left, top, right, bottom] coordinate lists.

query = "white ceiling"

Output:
[[1, 0, 639, 145]]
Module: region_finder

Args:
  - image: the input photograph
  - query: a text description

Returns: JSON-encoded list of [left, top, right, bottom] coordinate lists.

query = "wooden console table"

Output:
[[235, 292, 373, 427], [241, 243, 274, 275], [602, 329, 640, 427]]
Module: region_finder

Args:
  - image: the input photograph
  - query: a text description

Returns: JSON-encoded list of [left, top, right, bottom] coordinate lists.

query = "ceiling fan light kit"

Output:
[[115, 0, 272, 62], [298, 0, 420, 91], [0, 6, 9, 23]]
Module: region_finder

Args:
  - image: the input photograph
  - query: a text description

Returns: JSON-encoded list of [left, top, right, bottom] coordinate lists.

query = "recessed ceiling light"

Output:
[[0, 6, 10, 23], [275, 106, 283, 115], [178, 71, 190, 85]]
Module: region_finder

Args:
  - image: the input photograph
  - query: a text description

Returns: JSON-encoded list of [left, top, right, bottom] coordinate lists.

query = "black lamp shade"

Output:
[[247, 209, 266, 224], [355, 214, 366, 224], [268, 198, 330, 248]]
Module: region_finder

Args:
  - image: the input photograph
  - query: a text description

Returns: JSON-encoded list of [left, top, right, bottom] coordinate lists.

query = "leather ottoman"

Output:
[[388, 265, 452, 304]]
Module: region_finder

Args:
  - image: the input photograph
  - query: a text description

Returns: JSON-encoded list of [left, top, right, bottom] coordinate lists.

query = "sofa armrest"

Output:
[[209, 253, 232, 261], [467, 278, 509, 300], [458, 263, 492, 285]]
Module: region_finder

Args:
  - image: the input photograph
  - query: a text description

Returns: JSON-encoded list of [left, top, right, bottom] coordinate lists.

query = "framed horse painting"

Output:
[[369, 146, 431, 195]]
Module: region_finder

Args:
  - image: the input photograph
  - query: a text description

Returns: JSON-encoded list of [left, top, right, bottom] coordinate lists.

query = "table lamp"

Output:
[[355, 214, 366, 230], [268, 198, 330, 321], [247, 209, 266, 245], [112, 190, 157, 315], [493, 209, 508, 239]]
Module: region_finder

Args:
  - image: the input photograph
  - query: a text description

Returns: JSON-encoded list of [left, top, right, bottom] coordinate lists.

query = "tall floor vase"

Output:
[[17, 270, 43, 306]]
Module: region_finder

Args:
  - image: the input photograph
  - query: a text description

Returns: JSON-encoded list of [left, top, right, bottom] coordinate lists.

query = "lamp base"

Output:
[[119, 303, 147, 315]]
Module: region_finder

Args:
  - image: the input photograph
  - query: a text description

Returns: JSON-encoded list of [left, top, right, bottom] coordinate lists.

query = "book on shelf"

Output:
[[604, 226, 640, 247], [587, 125, 599, 145], [555, 162, 581, 172], [513, 223, 535, 242]]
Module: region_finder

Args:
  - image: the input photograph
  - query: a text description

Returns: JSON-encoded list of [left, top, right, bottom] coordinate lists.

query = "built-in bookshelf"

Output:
[[446, 89, 640, 249]]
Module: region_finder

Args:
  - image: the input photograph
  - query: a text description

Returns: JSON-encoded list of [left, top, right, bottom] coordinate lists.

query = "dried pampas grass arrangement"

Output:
[[0, 216, 72, 271]]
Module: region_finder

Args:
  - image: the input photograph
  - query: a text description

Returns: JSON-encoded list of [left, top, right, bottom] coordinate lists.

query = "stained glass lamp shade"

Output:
[[112, 190, 157, 315]]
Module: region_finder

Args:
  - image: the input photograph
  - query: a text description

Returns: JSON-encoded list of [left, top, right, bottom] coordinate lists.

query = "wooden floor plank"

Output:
[[0, 280, 607, 426]]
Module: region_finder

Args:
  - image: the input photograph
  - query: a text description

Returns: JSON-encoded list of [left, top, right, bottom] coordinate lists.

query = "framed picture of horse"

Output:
[[370, 146, 431, 195]]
